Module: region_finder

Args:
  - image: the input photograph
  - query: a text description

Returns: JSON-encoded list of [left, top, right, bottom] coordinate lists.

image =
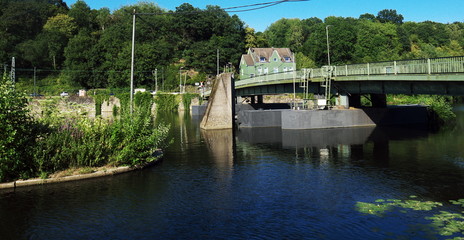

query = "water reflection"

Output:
[[201, 129, 234, 168]]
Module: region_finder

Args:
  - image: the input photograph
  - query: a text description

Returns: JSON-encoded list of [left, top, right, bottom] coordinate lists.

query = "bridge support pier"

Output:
[[349, 94, 362, 108], [200, 73, 235, 130], [336, 94, 349, 109], [371, 94, 387, 108], [250, 96, 255, 104]]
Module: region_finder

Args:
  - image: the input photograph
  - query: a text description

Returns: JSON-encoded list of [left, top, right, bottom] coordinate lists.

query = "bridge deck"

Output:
[[235, 56, 464, 96]]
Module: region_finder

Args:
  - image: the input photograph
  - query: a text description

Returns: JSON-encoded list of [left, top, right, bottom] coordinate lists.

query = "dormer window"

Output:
[[284, 57, 291, 62], [260, 57, 266, 62]]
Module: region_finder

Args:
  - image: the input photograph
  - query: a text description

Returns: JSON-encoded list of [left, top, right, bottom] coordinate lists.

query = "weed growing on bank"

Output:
[[0, 75, 170, 182]]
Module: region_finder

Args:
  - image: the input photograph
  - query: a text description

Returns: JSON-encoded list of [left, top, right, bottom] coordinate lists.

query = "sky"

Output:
[[66, 0, 464, 32]]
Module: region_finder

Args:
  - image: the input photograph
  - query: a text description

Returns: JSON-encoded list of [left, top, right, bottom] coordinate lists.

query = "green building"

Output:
[[239, 48, 295, 79]]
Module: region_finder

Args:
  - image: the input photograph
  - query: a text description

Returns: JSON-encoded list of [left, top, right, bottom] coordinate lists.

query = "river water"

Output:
[[1, 107, 464, 239]]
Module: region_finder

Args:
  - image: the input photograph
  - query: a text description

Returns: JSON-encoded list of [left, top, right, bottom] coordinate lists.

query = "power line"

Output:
[[132, 0, 309, 15], [224, 0, 309, 13]]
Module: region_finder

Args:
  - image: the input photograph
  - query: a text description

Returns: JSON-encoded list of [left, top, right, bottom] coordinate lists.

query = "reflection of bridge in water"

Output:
[[235, 56, 464, 107]]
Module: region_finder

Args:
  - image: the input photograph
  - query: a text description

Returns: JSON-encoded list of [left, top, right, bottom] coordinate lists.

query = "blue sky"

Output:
[[66, 0, 464, 32]]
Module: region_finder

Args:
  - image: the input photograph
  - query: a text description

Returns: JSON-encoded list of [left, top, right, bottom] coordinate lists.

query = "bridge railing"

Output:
[[330, 56, 464, 77], [236, 56, 464, 87], [236, 71, 299, 87]]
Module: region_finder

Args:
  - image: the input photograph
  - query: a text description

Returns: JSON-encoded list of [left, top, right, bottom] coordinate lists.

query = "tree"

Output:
[[295, 52, 316, 69], [359, 13, 376, 21], [44, 13, 77, 38], [245, 27, 258, 49], [244, 27, 269, 48], [64, 30, 95, 88], [264, 18, 301, 48], [96, 7, 111, 31], [0, 74, 37, 182], [355, 20, 401, 62], [376, 9, 404, 24], [68, 0, 93, 30]]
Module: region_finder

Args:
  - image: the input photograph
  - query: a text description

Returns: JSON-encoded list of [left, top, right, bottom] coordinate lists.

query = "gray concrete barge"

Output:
[[237, 105, 428, 130]]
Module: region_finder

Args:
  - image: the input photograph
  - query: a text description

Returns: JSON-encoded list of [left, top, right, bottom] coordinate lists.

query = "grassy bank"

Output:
[[0, 75, 171, 183]]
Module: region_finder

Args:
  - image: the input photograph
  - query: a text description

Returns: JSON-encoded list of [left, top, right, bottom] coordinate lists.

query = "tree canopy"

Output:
[[1, 1, 463, 90]]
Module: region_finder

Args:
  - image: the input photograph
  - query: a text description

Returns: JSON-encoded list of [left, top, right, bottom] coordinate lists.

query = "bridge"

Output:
[[234, 56, 464, 107]]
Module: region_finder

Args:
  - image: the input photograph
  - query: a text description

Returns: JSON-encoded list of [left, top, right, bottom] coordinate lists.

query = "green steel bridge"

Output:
[[235, 56, 464, 99]]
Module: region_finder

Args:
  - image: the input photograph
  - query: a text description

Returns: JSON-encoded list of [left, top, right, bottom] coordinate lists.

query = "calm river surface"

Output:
[[1, 107, 464, 239]]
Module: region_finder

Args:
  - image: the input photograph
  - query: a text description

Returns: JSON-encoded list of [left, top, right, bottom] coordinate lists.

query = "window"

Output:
[[274, 58, 277, 62], [257, 67, 262, 75], [283, 67, 288, 73], [260, 57, 266, 62], [250, 73, 255, 78], [264, 67, 268, 74], [284, 57, 291, 62], [241, 69, 244, 76], [273, 67, 279, 73], [289, 67, 294, 73]]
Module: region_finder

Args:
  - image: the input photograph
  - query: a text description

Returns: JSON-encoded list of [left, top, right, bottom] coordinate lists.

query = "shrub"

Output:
[[0, 74, 38, 181], [155, 93, 179, 112]]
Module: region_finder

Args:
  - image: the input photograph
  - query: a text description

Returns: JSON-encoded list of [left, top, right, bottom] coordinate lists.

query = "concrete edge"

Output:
[[0, 153, 163, 190], [281, 123, 377, 130]]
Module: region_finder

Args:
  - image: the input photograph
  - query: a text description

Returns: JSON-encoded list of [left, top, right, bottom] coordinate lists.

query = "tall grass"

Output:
[[0, 76, 171, 182]]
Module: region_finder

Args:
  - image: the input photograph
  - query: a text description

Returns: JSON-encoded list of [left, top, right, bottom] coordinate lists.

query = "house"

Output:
[[239, 48, 295, 79]]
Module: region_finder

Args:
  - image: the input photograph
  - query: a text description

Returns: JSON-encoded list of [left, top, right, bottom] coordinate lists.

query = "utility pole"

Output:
[[325, 25, 333, 108], [155, 68, 158, 92], [34, 67, 37, 96], [326, 25, 332, 66], [183, 71, 187, 93], [130, 9, 136, 114], [217, 49, 219, 76], [179, 67, 183, 93], [292, 53, 296, 109], [10, 57, 15, 83]]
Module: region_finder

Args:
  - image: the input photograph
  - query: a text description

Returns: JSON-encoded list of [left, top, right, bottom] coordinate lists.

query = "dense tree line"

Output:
[[1, 0, 463, 90], [247, 9, 464, 67], [0, 0, 245, 89]]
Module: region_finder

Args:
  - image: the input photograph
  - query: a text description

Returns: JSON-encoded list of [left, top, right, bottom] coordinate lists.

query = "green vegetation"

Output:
[[155, 93, 179, 112], [388, 95, 456, 125], [0, 73, 171, 183], [1, 0, 245, 92], [356, 196, 464, 239], [261, 11, 464, 66], [2, 1, 463, 94], [0, 74, 39, 181], [182, 93, 199, 112]]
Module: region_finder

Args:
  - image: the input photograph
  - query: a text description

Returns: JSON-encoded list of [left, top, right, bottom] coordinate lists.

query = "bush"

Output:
[[155, 93, 179, 112], [0, 74, 171, 182], [34, 104, 170, 175], [0, 74, 39, 181]]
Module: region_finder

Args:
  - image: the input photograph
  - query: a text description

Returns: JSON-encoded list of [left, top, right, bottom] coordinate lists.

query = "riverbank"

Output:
[[0, 151, 163, 190]]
